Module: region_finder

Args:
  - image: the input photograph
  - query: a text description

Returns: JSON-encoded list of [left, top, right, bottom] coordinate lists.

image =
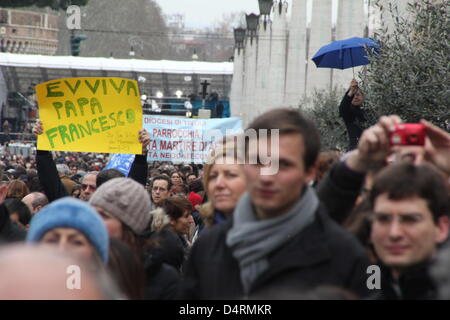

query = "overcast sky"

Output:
[[155, 0, 355, 29], [156, 0, 262, 28]]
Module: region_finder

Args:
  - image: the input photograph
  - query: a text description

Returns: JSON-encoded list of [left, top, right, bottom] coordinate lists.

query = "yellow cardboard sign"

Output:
[[36, 77, 142, 154]]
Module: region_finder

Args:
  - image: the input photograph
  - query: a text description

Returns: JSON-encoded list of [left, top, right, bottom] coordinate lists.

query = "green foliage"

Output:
[[299, 87, 348, 151], [361, 0, 449, 129], [0, 0, 88, 10]]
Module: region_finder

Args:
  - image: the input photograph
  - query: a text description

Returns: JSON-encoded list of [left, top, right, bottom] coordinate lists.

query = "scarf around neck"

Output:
[[226, 185, 319, 295]]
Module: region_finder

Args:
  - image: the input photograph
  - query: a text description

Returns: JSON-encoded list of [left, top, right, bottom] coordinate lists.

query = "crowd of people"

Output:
[[0, 87, 449, 300]]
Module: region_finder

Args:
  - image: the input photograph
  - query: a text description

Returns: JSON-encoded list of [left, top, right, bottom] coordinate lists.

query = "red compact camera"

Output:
[[389, 123, 426, 146]]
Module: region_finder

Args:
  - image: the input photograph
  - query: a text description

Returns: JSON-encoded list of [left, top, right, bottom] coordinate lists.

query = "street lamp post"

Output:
[[233, 27, 246, 54], [129, 46, 135, 57], [258, 0, 273, 14], [192, 49, 199, 60], [245, 13, 259, 45], [258, 0, 273, 30], [128, 36, 143, 58]]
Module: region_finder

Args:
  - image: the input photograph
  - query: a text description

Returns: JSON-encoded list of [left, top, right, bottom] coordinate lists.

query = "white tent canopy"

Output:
[[0, 53, 233, 75], [0, 53, 234, 100]]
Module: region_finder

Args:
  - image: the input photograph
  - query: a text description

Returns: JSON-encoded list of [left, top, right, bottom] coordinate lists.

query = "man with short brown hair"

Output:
[[368, 163, 449, 300], [180, 108, 370, 299]]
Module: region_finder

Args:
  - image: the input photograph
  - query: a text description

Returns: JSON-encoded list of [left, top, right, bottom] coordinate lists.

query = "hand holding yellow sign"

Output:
[[36, 77, 142, 154]]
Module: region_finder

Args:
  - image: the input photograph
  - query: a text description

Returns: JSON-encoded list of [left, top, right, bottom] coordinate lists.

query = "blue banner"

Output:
[[104, 153, 136, 176], [143, 115, 242, 164]]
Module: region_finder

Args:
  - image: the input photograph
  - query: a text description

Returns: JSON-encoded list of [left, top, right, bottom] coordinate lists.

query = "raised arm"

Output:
[[33, 120, 68, 202], [339, 79, 358, 118], [317, 115, 402, 224], [421, 119, 450, 178], [128, 129, 150, 186]]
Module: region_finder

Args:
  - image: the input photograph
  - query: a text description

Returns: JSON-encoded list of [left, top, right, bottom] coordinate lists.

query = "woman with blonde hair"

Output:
[[200, 136, 247, 228]]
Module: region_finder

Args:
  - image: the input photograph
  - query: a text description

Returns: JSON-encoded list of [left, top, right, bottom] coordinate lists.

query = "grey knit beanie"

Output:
[[89, 177, 151, 234]]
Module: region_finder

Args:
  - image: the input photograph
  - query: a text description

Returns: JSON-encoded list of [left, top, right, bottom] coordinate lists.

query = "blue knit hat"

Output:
[[26, 197, 109, 263]]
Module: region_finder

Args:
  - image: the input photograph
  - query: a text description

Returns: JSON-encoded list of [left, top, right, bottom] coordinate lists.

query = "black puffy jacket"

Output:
[[143, 243, 180, 300]]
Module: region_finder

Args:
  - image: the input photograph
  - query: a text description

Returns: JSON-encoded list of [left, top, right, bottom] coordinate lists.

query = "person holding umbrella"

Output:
[[339, 79, 366, 151], [312, 37, 378, 151]]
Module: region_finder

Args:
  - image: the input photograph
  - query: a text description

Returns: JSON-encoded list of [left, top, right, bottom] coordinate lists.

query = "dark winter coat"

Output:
[[199, 209, 227, 232], [339, 90, 366, 150], [191, 210, 205, 233], [161, 229, 187, 272], [143, 244, 180, 300], [369, 261, 437, 300], [140, 209, 184, 300], [317, 163, 440, 300], [0, 203, 26, 243], [178, 205, 371, 300], [317, 161, 365, 225]]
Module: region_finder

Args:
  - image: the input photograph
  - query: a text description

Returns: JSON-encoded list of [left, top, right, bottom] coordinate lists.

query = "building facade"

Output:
[[0, 8, 58, 55], [230, 0, 395, 125]]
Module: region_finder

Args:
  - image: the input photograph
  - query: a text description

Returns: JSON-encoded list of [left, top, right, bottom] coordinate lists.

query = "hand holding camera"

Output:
[[351, 115, 401, 171], [347, 115, 450, 177], [389, 123, 426, 146]]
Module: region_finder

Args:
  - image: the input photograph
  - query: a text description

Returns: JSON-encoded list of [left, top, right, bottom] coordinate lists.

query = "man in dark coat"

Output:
[[179, 108, 371, 299], [367, 163, 449, 300], [317, 114, 450, 300], [339, 79, 366, 151]]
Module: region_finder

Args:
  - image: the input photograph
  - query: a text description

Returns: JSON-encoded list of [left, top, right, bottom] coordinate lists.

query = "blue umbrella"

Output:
[[312, 37, 379, 76]]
